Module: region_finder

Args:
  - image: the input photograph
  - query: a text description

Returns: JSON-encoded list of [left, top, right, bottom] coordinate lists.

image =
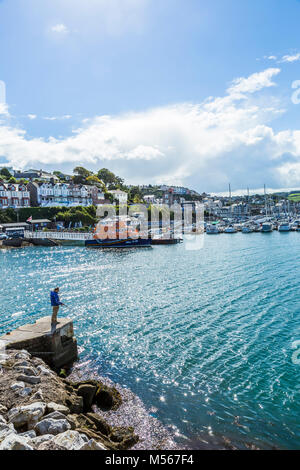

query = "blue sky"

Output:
[[1, 0, 300, 193]]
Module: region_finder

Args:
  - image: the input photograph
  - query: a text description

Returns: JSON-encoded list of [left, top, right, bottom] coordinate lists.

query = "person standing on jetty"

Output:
[[50, 287, 65, 326]]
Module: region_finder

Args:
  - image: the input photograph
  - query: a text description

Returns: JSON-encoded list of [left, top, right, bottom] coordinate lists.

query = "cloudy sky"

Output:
[[1, 0, 300, 193]]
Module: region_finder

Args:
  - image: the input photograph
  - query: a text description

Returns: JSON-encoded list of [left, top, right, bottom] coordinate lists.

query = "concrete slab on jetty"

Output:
[[0, 316, 78, 369]]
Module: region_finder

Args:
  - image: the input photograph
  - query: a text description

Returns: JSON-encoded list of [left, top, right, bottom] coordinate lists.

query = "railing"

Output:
[[25, 231, 94, 241]]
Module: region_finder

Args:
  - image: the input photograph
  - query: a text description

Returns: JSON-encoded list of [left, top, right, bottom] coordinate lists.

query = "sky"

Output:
[[1, 0, 300, 193]]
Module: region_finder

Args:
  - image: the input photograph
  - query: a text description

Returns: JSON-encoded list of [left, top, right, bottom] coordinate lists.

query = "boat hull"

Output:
[[85, 238, 152, 248], [151, 238, 182, 245]]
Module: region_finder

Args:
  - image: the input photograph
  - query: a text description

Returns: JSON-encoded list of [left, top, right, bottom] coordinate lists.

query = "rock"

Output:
[[86, 413, 111, 436], [77, 384, 97, 411], [66, 396, 84, 414], [34, 418, 71, 436], [45, 411, 68, 421], [13, 360, 30, 368], [37, 365, 52, 376], [17, 387, 33, 398], [37, 441, 66, 451], [95, 389, 113, 410], [15, 351, 31, 360], [94, 384, 122, 411], [10, 381, 25, 391], [8, 402, 47, 430], [0, 433, 33, 450], [19, 430, 36, 439], [0, 405, 7, 414], [52, 430, 89, 450], [30, 390, 44, 401], [46, 402, 70, 415], [15, 366, 37, 376], [30, 434, 54, 446], [0, 423, 16, 443], [0, 415, 7, 425], [79, 439, 107, 451], [17, 374, 41, 385]]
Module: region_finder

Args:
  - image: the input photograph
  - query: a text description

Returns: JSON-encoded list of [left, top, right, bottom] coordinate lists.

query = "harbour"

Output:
[[1, 233, 299, 450]]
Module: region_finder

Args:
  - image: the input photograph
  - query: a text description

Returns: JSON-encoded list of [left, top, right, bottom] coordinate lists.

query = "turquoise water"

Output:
[[1, 233, 299, 449]]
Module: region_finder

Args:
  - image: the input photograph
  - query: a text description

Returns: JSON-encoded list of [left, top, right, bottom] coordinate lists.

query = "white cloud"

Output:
[[227, 68, 280, 97], [2, 67, 300, 191], [281, 53, 300, 63], [27, 114, 37, 120], [51, 23, 69, 34], [43, 115, 72, 121]]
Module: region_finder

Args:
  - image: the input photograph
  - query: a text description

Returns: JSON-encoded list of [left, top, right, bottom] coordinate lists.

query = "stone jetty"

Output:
[[0, 317, 78, 369]]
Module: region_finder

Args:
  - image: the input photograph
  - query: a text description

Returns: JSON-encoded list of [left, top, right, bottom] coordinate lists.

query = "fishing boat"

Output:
[[85, 217, 151, 248]]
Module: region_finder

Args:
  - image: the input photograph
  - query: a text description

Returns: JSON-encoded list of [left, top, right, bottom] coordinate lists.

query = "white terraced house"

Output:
[[27, 181, 93, 207], [0, 181, 30, 208]]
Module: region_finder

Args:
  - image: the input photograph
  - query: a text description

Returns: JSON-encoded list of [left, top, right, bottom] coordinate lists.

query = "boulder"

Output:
[[30, 390, 44, 401], [37, 441, 66, 451], [15, 366, 38, 377], [19, 430, 36, 439], [17, 387, 33, 398], [46, 402, 70, 415], [0, 415, 7, 425], [37, 365, 53, 376], [15, 350, 31, 359], [94, 385, 122, 411], [30, 434, 54, 447], [0, 423, 16, 443], [17, 374, 41, 385], [34, 418, 71, 436], [52, 431, 89, 450], [0, 405, 7, 414], [13, 360, 30, 368], [8, 402, 47, 430], [10, 381, 25, 391], [79, 439, 107, 451], [0, 433, 33, 450], [66, 396, 84, 414], [86, 413, 111, 436], [77, 384, 97, 411]]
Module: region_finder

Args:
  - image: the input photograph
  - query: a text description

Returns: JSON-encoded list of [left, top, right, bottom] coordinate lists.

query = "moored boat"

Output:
[[206, 224, 220, 234], [261, 223, 273, 233], [224, 225, 237, 233]]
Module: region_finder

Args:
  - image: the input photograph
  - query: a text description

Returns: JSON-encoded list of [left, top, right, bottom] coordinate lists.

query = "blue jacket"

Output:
[[50, 291, 62, 307]]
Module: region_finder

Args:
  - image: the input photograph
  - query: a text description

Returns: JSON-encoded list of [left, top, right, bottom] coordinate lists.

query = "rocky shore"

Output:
[[0, 349, 139, 451]]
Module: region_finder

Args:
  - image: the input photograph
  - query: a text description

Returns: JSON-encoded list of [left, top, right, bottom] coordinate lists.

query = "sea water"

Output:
[[1, 232, 299, 449]]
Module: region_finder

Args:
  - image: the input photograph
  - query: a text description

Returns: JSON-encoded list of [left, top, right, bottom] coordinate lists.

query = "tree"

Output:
[[0, 167, 12, 179], [8, 177, 17, 183], [73, 166, 92, 178], [128, 186, 143, 203], [97, 168, 123, 187], [86, 175, 105, 188]]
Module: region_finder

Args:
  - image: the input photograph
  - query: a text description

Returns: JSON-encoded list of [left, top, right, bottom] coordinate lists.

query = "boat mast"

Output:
[[264, 184, 268, 217]]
